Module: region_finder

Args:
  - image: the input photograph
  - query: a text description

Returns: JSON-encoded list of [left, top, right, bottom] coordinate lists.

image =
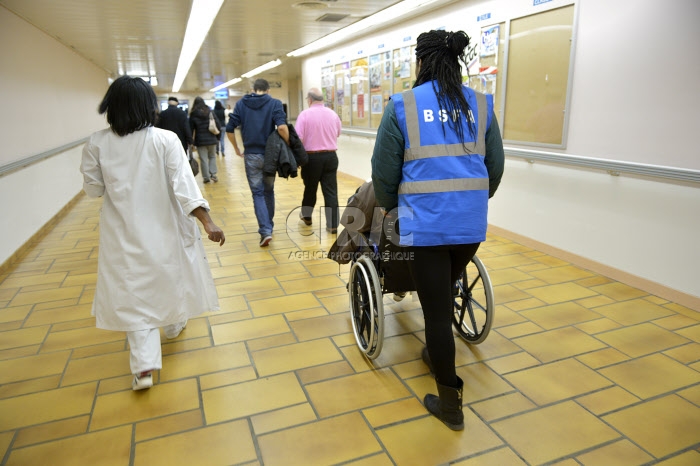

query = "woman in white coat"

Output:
[[81, 76, 225, 390]]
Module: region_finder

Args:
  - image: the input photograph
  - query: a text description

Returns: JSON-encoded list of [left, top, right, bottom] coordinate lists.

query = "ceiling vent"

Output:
[[316, 13, 349, 22]]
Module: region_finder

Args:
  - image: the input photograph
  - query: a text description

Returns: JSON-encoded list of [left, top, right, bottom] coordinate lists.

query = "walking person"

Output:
[[296, 88, 342, 233], [371, 30, 504, 430], [190, 97, 221, 183], [156, 96, 192, 152], [213, 100, 227, 156], [226, 78, 289, 247], [80, 76, 226, 391]]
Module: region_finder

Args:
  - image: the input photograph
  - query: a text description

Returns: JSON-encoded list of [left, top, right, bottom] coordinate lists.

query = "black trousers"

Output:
[[407, 242, 480, 387], [300, 151, 339, 228]]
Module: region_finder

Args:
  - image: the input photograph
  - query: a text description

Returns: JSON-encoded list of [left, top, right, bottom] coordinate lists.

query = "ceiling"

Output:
[[0, 0, 454, 95]]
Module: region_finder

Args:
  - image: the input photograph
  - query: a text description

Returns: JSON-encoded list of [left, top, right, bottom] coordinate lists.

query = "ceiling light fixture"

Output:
[[172, 0, 225, 92], [287, 0, 440, 57], [210, 77, 242, 92], [241, 59, 283, 78]]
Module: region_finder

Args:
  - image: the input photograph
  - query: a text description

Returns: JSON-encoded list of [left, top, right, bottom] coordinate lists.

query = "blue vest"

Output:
[[393, 82, 492, 247]]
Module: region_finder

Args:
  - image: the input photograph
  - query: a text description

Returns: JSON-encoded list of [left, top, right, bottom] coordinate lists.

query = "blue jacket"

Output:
[[226, 93, 287, 155], [390, 82, 493, 247]]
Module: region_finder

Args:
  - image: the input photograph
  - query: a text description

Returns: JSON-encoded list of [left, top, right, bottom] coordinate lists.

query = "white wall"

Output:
[[0, 7, 108, 265], [302, 0, 700, 298]]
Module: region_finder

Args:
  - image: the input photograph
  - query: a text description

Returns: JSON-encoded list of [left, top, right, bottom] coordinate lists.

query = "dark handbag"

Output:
[[188, 147, 199, 176]]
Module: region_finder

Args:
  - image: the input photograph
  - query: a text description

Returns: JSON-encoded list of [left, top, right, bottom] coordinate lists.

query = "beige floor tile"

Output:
[[9, 285, 84, 307], [218, 250, 275, 267], [91, 379, 199, 430], [664, 342, 700, 364], [251, 403, 317, 435], [576, 294, 617, 309], [247, 261, 306, 280], [678, 384, 700, 405], [486, 254, 537, 270], [216, 276, 280, 297], [453, 447, 527, 466], [471, 392, 536, 422], [0, 326, 49, 351], [40, 326, 123, 352], [383, 309, 425, 337], [603, 395, 700, 458], [199, 366, 258, 390], [526, 282, 598, 305], [211, 314, 290, 344], [0, 271, 67, 289], [455, 330, 522, 363], [513, 326, 607, 363], [378, 409, 503, 466], [208, 309, 252, 325], [280, 275, 346, 294], [62, 351, 130, 386], [574, 276, 613, 287], [0, 305, 32, 323], [249, 292, 320, 317], [654, 314, 700, 330], [297, 360, 355, 385], [484, 351, 541, 374], [575, 317, 622, 334], [505, 358, 612, 405], [504, 297, 547, 311], [593, 298, 676, 325], [258, 412, 381, 466], [576, 347, 630, 369], [663, 303, 700, 320], [343, 334, 425, 373], [71, 341, 125, 360], [252, 338, 343, 376], [492, 401, 619, 465], [591, 282, 649, 301], [285, 307, 329, 321], [319, 294, 352, 313], [6, 425, 131, 466], [0, 382, 96, 431], [520, 302, 603, 330], [491, 306, 528, 327], [529, 265, 595, 284], [0, 375, 62, 399], [362, 398, 426, 427], [0, 345, 40, 362], [576, 386, 641, 415], [576, 439, 654, 465], [488, 268, 535, 286], [135, 409, 203, 442], [599, 353, 700, 399], [344, 453, 394, 466], [289, 312, 353, 341], [161, 343, 249, 382], [161, 335, 212, 355], [0, 431, 12, 461], [496, 322, 544, 339], [0, 350, 69, 385], [676, 323, 700, 343], [306, 368, 411, 417], [202, 373, 307, 424], [597, 323, 690, 358], [13, 415, 89, 448], [134, 419, 256, 466], [492, 284, 532, 303], [655, 451, 700, 466], [214, 295, 248, 313]]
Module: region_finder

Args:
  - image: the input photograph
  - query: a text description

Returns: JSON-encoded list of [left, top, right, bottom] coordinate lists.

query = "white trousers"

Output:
[[126, 322, 185, 374]]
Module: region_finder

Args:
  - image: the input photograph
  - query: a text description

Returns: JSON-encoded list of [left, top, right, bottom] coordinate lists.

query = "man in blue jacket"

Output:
[[227, 79, 289, 247]]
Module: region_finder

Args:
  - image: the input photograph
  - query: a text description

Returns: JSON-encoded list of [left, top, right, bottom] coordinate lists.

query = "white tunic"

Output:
[[80, 127, 219, 331]]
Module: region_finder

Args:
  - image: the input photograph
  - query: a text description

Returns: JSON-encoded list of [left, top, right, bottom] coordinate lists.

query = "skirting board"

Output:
[[0, 191, 85, 276], [489, 225, 700, 314]]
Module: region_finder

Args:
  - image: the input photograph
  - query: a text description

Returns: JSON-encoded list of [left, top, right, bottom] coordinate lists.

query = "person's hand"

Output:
[[204, 222, 225, 246], [235, 148, 243, 158]]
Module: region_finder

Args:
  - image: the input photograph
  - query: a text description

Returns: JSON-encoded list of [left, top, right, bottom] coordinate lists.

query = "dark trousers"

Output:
[[300, 151, 339, 229], [407, 243, 480, 386]]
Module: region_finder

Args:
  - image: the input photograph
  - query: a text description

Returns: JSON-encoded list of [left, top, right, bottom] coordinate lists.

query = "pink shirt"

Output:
[[295, 102, 342, 152]]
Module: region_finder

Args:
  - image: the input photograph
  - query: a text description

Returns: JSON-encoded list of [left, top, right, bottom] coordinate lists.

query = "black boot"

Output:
[[421, 347, 434, 375], [423, 376, 464, 431]]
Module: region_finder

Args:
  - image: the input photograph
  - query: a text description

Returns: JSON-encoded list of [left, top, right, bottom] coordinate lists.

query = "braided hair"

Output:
[[414, 30, 475, 145]]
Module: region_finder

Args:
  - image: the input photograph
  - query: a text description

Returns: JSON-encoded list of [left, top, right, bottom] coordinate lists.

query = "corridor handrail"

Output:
[[0, 137, 89, 177]]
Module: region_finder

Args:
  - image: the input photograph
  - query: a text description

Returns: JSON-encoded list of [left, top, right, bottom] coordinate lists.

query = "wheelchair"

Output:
[[346, 224, 495, 360]]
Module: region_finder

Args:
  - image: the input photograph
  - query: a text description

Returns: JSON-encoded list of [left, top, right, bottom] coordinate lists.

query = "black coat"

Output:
[[264, 131, 298, 179], [287, 123, 308, 167], [189, 108, 221, 146], [156, 105, 192, 150]]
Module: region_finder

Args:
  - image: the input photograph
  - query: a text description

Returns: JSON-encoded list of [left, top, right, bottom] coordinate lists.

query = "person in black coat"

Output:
[[156, 97, 192, 152], [213, 100, 227, 156], [189, 97, 222, 183]]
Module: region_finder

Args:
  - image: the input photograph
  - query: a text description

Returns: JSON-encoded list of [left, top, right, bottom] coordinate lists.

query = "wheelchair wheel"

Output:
[[348, 254, 384, 359], [452, 255, 494, 344]]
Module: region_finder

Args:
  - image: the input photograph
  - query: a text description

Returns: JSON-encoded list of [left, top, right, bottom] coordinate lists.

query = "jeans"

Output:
[[300, 151, 339, 229], [218, 131, 226, 154], [244, 153, 275, 236], [197, 145, 218, 180]]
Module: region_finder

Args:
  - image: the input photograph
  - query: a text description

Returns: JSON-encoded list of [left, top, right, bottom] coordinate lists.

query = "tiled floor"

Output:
[[1, 146, 699, 466]]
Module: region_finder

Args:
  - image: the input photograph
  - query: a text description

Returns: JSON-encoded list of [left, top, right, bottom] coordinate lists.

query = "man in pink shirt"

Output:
[[296, 88, 343, 233]]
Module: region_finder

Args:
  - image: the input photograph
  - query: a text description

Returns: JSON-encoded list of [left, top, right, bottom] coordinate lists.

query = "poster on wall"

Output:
[[371, 95, 382, 113], [369, 54, 381, 91], [480, 25, 499, 57]]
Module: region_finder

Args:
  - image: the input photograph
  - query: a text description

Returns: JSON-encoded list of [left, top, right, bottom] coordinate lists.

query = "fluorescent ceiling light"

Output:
[[287, 0, 440, 57], [241, 59, 282, 79], [211, 78, 242, 92], [172, 0, 224, 92]]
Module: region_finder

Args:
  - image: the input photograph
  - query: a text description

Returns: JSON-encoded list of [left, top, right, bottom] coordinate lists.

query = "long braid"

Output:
[[414, 30, 475, 147]]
